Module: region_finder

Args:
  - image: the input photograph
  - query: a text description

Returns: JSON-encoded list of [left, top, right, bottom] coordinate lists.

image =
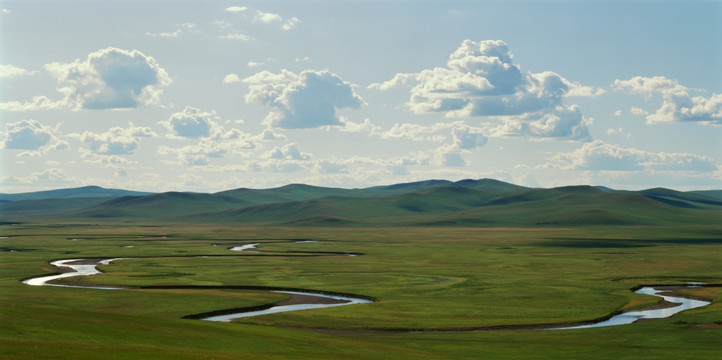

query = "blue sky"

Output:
[[1, 0, 720, 193]]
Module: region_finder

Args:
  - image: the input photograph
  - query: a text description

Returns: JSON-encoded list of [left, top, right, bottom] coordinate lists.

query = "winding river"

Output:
[[22, 243, 712, 329], [552, 285, 711, 330]]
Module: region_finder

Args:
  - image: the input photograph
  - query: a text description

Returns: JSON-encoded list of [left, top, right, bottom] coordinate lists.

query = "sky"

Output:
[[1, 0, 721, 193]]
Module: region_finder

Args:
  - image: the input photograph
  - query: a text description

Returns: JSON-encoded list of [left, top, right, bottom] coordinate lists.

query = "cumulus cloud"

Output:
[[222, 73, 241, 83], [440, 153, 466, 167], [157, 110, 256, 165], [0, 64, 37, 78], [0, 95, 66, 111], [338, 118, 381, 133], [269, 143, 311, 160], [1, 119, 68, 155], [613, 76, 722, 124], [257, 128, 287, 141], [1, 168, 77, 188], [250, 160, 304, 173], [225, 6, 248, 13], [243, 69, 365, 129], [630, 106, 648, 116], [160, 106, 216, 139], [254, 10, 283, 23], [314, 159, 348, 174], [282, 17, 300, 30], [485, 105, 592, 141], [378, 122, 453, 142], [76, 122, 156, 155], [550, 140, 719, 172], [370, 40, 603, 119], [225, 6, 300, 31], [36, 47, 171, 110], [158, 141, 227, 166], [449, 125, 488, 150]]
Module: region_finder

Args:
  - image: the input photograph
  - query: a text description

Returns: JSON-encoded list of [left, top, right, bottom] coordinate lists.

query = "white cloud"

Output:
[[0, 96, 66, 111], [370, 39, 600, 138], [2, 8, 11, 14], [1, 119, 68, 155], [314, 159, 348, 174], [214, 20, 233, 30], [338, 118, 381, 133], [630, 106, 648, 116], [147, 29, 183, 38], [225, 6, 248, 13], [614, 110, 622, 117], [282, 17, 300, 30], [449, 125, 488, 150], [378, 121, 454, 142], [269, 143, 311, 160], [439, 153, 466, 167], [246, 58, 277, 68], [605, 127, 632, 139], [613, 76, 722, 124], [485, 105, 592, 141], [146, 23, 197, 39], [223, 73, 241, 84], [219, 33, 252, 41], [254, 10, 283, 23], [250, 160, 304, 173], [157, 109, 256, 165], [76, 122, 156, 155], [39, 47, 171, 110], [0, 64, 37, 78], [257, 128, 287, 141], [160, 106, 216, 139], [550, 140, 719, 172], [158, 141, 227, 166], [243, 69, 365, 129], [1, 168, 77, 188]]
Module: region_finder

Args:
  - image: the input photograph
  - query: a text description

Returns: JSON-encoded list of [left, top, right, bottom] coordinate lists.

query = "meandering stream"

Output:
[[22, 243, 712, 329], [552, 285, 711, 330]]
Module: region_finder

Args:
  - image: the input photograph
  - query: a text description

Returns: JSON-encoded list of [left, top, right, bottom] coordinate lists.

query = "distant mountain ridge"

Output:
[[1, 179, 720, 227], [0, 185, 151, 202]]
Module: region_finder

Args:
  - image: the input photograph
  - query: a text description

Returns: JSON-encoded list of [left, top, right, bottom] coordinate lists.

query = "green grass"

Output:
[[4, 179, 719, 227], [1, 223, 721, 359]]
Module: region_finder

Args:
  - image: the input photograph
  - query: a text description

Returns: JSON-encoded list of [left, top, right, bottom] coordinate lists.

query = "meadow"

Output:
[[1, 222, 720, 359]]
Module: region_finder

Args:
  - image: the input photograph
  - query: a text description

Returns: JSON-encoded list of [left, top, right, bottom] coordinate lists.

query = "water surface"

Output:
[[554, 286, 710, 330]]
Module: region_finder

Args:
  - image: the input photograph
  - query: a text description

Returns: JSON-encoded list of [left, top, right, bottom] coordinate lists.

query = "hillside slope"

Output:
[[1, 179, 719, 227], [0, 186, 151, 201]]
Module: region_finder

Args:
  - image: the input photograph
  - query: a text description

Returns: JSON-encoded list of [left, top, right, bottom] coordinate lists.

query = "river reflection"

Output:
[[201, 291, 373, 322], [554, 286, 711, 330], [22, 258, 125, 289], [229, 243, 259, 251]]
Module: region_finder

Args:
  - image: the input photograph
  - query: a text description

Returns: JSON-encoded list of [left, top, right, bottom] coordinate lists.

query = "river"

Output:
[[22, 254, 711, 328]]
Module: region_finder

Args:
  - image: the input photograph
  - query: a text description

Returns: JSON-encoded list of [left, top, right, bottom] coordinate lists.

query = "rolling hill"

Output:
[[0, 185, 151, 202], [0, 179, 719, 227]]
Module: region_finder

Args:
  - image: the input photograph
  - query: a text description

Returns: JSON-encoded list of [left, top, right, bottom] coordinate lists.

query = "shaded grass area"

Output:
[[2, 223, 721, 358]]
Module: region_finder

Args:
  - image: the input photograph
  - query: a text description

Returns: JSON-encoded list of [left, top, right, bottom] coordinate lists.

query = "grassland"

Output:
[[2, 222, 721, 359]]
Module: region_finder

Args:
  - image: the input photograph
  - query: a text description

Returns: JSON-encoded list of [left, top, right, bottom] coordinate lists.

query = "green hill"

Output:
[[178, 185, 721, 227], [74, 192, 246, 218], [0, 185, 151, 202], [1, 179, 719, 227]]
